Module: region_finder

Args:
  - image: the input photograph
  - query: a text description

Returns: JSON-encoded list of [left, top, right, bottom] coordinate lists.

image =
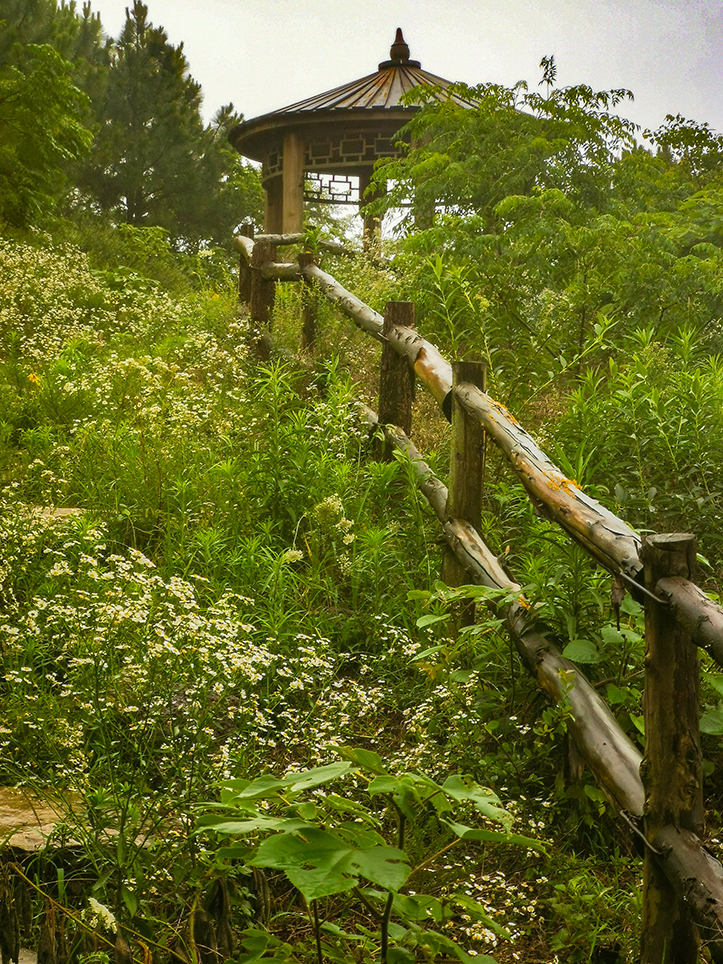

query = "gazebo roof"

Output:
[[230, 29, 468, 162]]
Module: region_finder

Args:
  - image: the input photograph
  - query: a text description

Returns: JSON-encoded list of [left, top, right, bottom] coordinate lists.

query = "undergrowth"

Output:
[[0, 232, 721, 963]]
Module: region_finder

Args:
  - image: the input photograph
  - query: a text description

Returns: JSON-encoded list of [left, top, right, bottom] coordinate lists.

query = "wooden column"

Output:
[[282, 132, 305, 234], [264, 176, 283, 233], [641, 533, 703, 964], [377, 302, 415, 459], [298, 251, 317, 352], [249, 240, 277, 361], [441, 361, 486, 625], [238, 223, 254, 305]]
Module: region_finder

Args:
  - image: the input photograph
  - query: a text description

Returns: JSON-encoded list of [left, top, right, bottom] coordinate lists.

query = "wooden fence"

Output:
[[235, 228, 723, 962]]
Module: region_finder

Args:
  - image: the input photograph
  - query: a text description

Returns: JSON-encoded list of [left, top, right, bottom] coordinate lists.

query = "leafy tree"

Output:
[[0, 40, 92, 226], [374, 68, 637, 230], [74, 1, 262, 249]]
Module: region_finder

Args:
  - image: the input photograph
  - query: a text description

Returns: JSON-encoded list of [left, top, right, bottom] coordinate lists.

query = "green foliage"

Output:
[[0, 41, 91, 226], [374, 70, 636, 228], [199, 751, 544, 963]]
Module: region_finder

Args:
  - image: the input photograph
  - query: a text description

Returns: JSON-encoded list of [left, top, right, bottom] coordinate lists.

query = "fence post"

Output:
[[641, 533, 703, 964], [238, 223, 254, 305], [441, 361, 486, 626], [377, 302, 416, 459], [298, 251, 317, 352], [249, 239, 277, 361]]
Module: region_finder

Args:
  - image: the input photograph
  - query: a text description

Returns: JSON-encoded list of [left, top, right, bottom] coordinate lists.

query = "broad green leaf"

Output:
[[319, 922, 366, 942], [324, 794, 382, 826], [416, 928, 496, 963], [411, 644, 446, 661], [369, 775, 404, 796], [704, 675, 723, 699], [220, 775, 291, 801], [605, 683, 629, 705], [620, 595, 643, 617], [216, 844, 254, 862], [335, 746, 388, 775], [443, 819, 546, 853], [600, 624, 643, 646], [335, 823, 387, 849], [630, 714, 645, 735], [393, 893, 444, 923], [453, 892, 511, 937], [390, 780, 423, 822], [563, 638, 602, 663], [198, 815, 310, 835], [700, 706, 723, 735], [250, 828, 410, 899], [441, 775, 510, 827], [406, 589, 432, 601], [387, 949, 416, 964], [236, 929, 294, 964], [416, 613, 449, 628], [121, 885, 138, 917], [281, 762, 353, 791]]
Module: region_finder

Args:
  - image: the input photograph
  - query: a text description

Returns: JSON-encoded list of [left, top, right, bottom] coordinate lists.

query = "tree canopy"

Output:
[[0, 0, 262, 245]]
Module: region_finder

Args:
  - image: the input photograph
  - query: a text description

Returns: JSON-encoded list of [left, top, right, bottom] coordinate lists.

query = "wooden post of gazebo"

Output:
[[282, 132, 305, 233]]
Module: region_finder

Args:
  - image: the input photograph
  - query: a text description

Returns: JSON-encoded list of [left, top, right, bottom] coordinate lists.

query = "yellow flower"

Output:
[[28, 372, 40, 386]]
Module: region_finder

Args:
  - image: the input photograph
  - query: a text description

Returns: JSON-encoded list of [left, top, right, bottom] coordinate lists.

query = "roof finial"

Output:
[[390, 28, 410, 62]]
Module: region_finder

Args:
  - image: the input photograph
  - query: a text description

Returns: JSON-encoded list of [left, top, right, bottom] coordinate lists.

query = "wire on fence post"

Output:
[[377, 302, 415, 461], [441, 360, 486, 629], [641, 532, 703, 963], [238, 223, 254, 306], [249, 239, 277, 361], [298, 251, 317, 352]]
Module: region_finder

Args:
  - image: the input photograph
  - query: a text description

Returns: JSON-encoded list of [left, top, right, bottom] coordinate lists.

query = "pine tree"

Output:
[[75, 1, 262, 248]]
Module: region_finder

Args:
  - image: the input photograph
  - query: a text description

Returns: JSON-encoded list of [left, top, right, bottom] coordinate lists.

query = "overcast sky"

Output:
[[86, 0, 723, 137]]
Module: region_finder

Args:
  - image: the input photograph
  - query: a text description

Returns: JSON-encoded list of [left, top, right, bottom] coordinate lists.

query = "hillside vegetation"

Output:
[[3, 4, 723, 962]]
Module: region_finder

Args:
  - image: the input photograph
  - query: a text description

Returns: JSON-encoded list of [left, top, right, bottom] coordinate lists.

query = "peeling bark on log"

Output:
[[386, 327, 453, 411], [656, 576, 723, 669]]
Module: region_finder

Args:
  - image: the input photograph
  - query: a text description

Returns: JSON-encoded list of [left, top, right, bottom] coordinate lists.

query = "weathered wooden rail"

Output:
[[236, 229, 723, 960]]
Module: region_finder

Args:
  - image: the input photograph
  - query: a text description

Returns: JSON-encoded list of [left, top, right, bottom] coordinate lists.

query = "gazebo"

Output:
[[229, 29, 467, 236]]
